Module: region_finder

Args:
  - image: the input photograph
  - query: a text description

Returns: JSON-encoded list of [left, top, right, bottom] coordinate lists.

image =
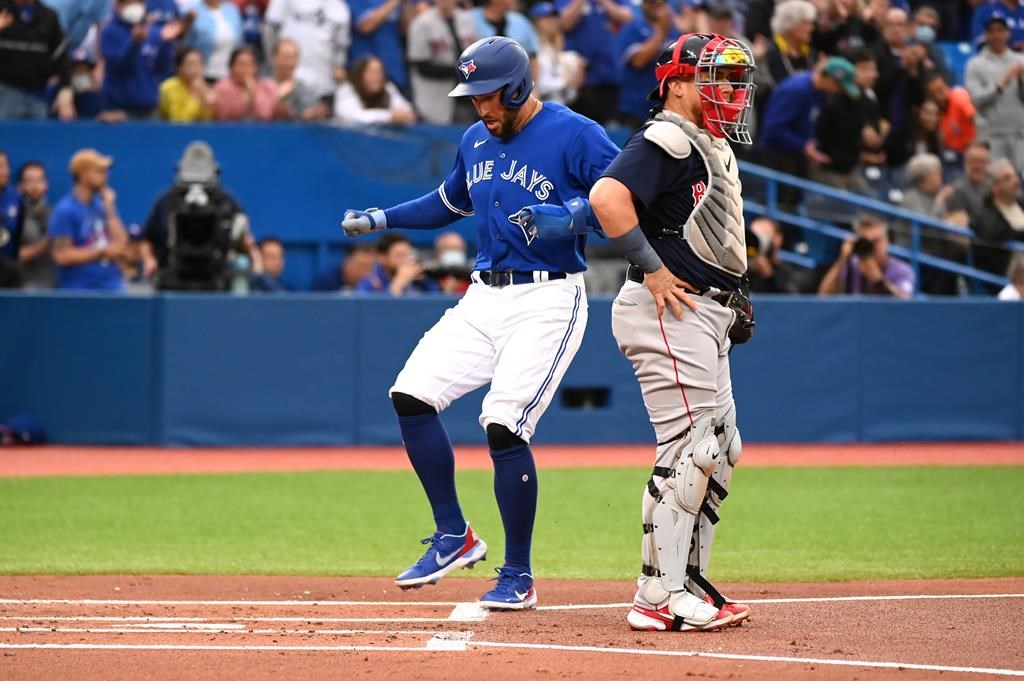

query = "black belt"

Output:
[[626, 264, 702, 294], [475, 270, 567, 288]]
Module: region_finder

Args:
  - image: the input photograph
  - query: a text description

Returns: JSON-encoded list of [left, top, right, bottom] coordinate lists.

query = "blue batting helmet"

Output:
[[448, 37, 533, 109]]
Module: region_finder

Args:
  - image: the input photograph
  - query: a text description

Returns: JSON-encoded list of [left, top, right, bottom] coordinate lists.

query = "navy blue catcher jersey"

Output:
[[439, 102, 620, 274], [601, 126, 743, 292]]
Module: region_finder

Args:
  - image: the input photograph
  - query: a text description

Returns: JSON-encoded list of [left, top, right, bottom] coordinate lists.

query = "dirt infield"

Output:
[[1, 575, 1022, 680], [2, 442, 1023, 477]]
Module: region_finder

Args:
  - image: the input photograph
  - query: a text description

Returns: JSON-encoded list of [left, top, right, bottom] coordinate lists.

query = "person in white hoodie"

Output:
[[965, 13, 1024, 171], [334, 55, 416, 126]]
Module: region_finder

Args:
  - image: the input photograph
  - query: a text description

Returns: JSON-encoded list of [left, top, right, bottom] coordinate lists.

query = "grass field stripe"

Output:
[[0, 599, 465, 607], [470, 641, 1024, 677]]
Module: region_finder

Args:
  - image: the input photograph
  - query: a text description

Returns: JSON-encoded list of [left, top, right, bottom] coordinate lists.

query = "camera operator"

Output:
[[423, 231, 472, 295], [818, 213, 915, 298], [138, 141, 262, 291], [356, 232, 440, 296]]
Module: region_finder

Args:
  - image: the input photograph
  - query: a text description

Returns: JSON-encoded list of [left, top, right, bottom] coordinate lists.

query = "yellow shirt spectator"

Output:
[[159, 76, 214, 122]]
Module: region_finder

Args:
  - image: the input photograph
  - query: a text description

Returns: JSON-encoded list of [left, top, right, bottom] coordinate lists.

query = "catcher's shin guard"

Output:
[[686, 401, 742, 601], [640, 413, 721, 600]]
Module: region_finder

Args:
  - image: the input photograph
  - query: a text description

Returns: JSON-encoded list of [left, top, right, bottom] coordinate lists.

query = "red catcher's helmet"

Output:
[[649, 33, 756, 144]]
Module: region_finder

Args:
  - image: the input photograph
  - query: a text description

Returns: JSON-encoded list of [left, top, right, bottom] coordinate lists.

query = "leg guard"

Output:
[[686, 402, 742, 602], [640, 413, 721, 598]]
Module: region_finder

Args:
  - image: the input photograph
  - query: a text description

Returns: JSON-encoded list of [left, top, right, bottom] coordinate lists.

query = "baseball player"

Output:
[[524, 33, 757, 630], [341, 36, 619, 610]]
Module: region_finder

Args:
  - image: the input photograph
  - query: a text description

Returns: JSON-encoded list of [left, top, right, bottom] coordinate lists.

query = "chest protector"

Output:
[[643, 111, 747, 278]]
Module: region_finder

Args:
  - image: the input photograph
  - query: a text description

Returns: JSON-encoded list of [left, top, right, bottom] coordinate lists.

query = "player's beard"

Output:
[[484, 107, 520, 139]]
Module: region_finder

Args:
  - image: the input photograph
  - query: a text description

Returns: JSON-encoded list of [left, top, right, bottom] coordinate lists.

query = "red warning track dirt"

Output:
[[1, 575, 1022, 681], [1, 442, 1022, 477]]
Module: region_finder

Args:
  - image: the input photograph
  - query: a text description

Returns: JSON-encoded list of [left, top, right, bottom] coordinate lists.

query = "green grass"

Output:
[[1, 467, 1021, 581]]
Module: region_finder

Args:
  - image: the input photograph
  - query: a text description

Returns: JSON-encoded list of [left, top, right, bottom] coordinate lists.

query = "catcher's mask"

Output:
[[649, 33, 756, 145]]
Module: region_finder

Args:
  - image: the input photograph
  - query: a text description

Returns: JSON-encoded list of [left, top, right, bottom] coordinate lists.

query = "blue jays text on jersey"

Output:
[[438, 102, 620, 274]]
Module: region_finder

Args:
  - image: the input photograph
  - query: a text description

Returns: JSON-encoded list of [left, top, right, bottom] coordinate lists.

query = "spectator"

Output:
[[764, 0, 817, 89], [140, 142, 261, 289], [182, 0, 243, 82], [406, 0, 475, 123], [965, 14, 1024, 172], [616, 0, 680, 127], [557, 0, 633, 124], [901, 151, 968, 294], [850, 47, 888, 169], [909, 6, 951, 83], [908, 99, 942, 158], [813, 55, 871, 192], [759, 57, 857, 191], [818, 213, 915, 297], [0, 151, 18, 262], [746, 216, 814, 293], [49, 149, 126, 291], [357, 232, 439, 295], [813, 0, 878, 56], [264, 0, 350, 101], [53, 47, 119, 121], [997, 252, 1024, 299], [342, 242, 376, 289], [970, 0, 1024, 50], [471, 0, 540, 65], [348, 0, 411, 93], [872, 7, 928, 168], [212, 46, 277, 120], [0, 0, 75, 120], [147, 0, 192, 81], [44, 0, 112, 52], [945, 140, 991, 225], [15, 161, 54, 288], [430, 230, 472, 295], [100, 0, 181, 119], [269, 38, 329, 121], [334, 55, 416, 126], [159, 46, 215, 121], [925, 72, 976, 157], [251, 236, 289, 291], [973, 159, 1024, 275], [532, 3, 584, 107]]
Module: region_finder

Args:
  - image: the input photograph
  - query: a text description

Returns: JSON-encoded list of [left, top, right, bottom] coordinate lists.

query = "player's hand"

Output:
[[341, 208, 386, 237], [645, 266, 698, 320], [509, 204, 571, 241]]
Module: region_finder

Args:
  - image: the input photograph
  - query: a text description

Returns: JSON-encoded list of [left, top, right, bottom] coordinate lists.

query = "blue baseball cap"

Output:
[[529, 2, 557, 19]]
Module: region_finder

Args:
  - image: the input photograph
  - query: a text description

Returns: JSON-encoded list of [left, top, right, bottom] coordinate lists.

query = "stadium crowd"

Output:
[[1, 0, 1023, 297]]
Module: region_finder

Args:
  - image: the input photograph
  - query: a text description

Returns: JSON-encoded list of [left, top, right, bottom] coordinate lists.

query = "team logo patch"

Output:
[[459, 60, 477, 79], [691, 180, 707, 203]]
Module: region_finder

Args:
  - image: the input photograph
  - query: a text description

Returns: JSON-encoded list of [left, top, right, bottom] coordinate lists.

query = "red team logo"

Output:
[[691, 180, 707, 203]]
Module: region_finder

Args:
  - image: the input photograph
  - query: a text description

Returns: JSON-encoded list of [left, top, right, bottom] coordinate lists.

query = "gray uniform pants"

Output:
[[611, 279, 735, 441]]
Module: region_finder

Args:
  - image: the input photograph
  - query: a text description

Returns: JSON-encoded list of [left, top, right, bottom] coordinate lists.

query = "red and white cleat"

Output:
[[628, 592, 733, 632], [705, 595, 751, 626]]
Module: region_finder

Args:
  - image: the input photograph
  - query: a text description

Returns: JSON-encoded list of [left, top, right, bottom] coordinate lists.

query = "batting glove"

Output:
[[509, 198, 602, 242], [341, 208, 386, 237]]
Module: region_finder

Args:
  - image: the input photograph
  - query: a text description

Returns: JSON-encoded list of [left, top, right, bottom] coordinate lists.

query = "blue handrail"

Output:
[[741, 162, 1020, 294]]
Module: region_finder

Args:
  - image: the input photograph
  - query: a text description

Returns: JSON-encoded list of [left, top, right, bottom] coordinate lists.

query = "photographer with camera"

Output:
[[138, 141, 261, 291], [818, 213, 915, 298], [356, 232, 440, 296]]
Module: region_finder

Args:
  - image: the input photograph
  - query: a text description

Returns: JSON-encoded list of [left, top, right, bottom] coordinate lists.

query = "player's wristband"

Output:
[[611, 227, 663, 274]]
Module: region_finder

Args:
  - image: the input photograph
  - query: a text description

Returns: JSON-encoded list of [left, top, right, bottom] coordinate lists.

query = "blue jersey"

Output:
[[348, 0, 407, 89], [0, 183, 20, 260], [438, 102, 620, 274], [48, 192, 123, 291], [556, 0, 632, 86], [616, 19, 679, 120]]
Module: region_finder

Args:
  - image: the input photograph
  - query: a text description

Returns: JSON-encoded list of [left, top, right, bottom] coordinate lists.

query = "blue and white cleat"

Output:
[[395, 524, 488, 590], [478, 567, 537, 610]]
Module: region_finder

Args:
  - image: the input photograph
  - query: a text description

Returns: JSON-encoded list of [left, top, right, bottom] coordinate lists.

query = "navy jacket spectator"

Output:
[[971, 1, 1024, 49], [100, 10, 175, 113], [348, 0, 408, 91], [759, 72, 824, 154]]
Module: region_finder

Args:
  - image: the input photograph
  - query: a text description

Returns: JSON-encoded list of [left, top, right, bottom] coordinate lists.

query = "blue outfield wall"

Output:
[[1, 293, 1022, 445]]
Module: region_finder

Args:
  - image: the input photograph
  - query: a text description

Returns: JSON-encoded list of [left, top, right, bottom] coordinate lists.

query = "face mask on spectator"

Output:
[[439, 249, 467, 267], [120, 3, 147, 25], [914, 24, 936, 44], [71, 74, 93, 93]]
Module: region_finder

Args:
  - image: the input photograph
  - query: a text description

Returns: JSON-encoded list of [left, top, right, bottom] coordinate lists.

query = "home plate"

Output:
[[425, 632, 473, 651]]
